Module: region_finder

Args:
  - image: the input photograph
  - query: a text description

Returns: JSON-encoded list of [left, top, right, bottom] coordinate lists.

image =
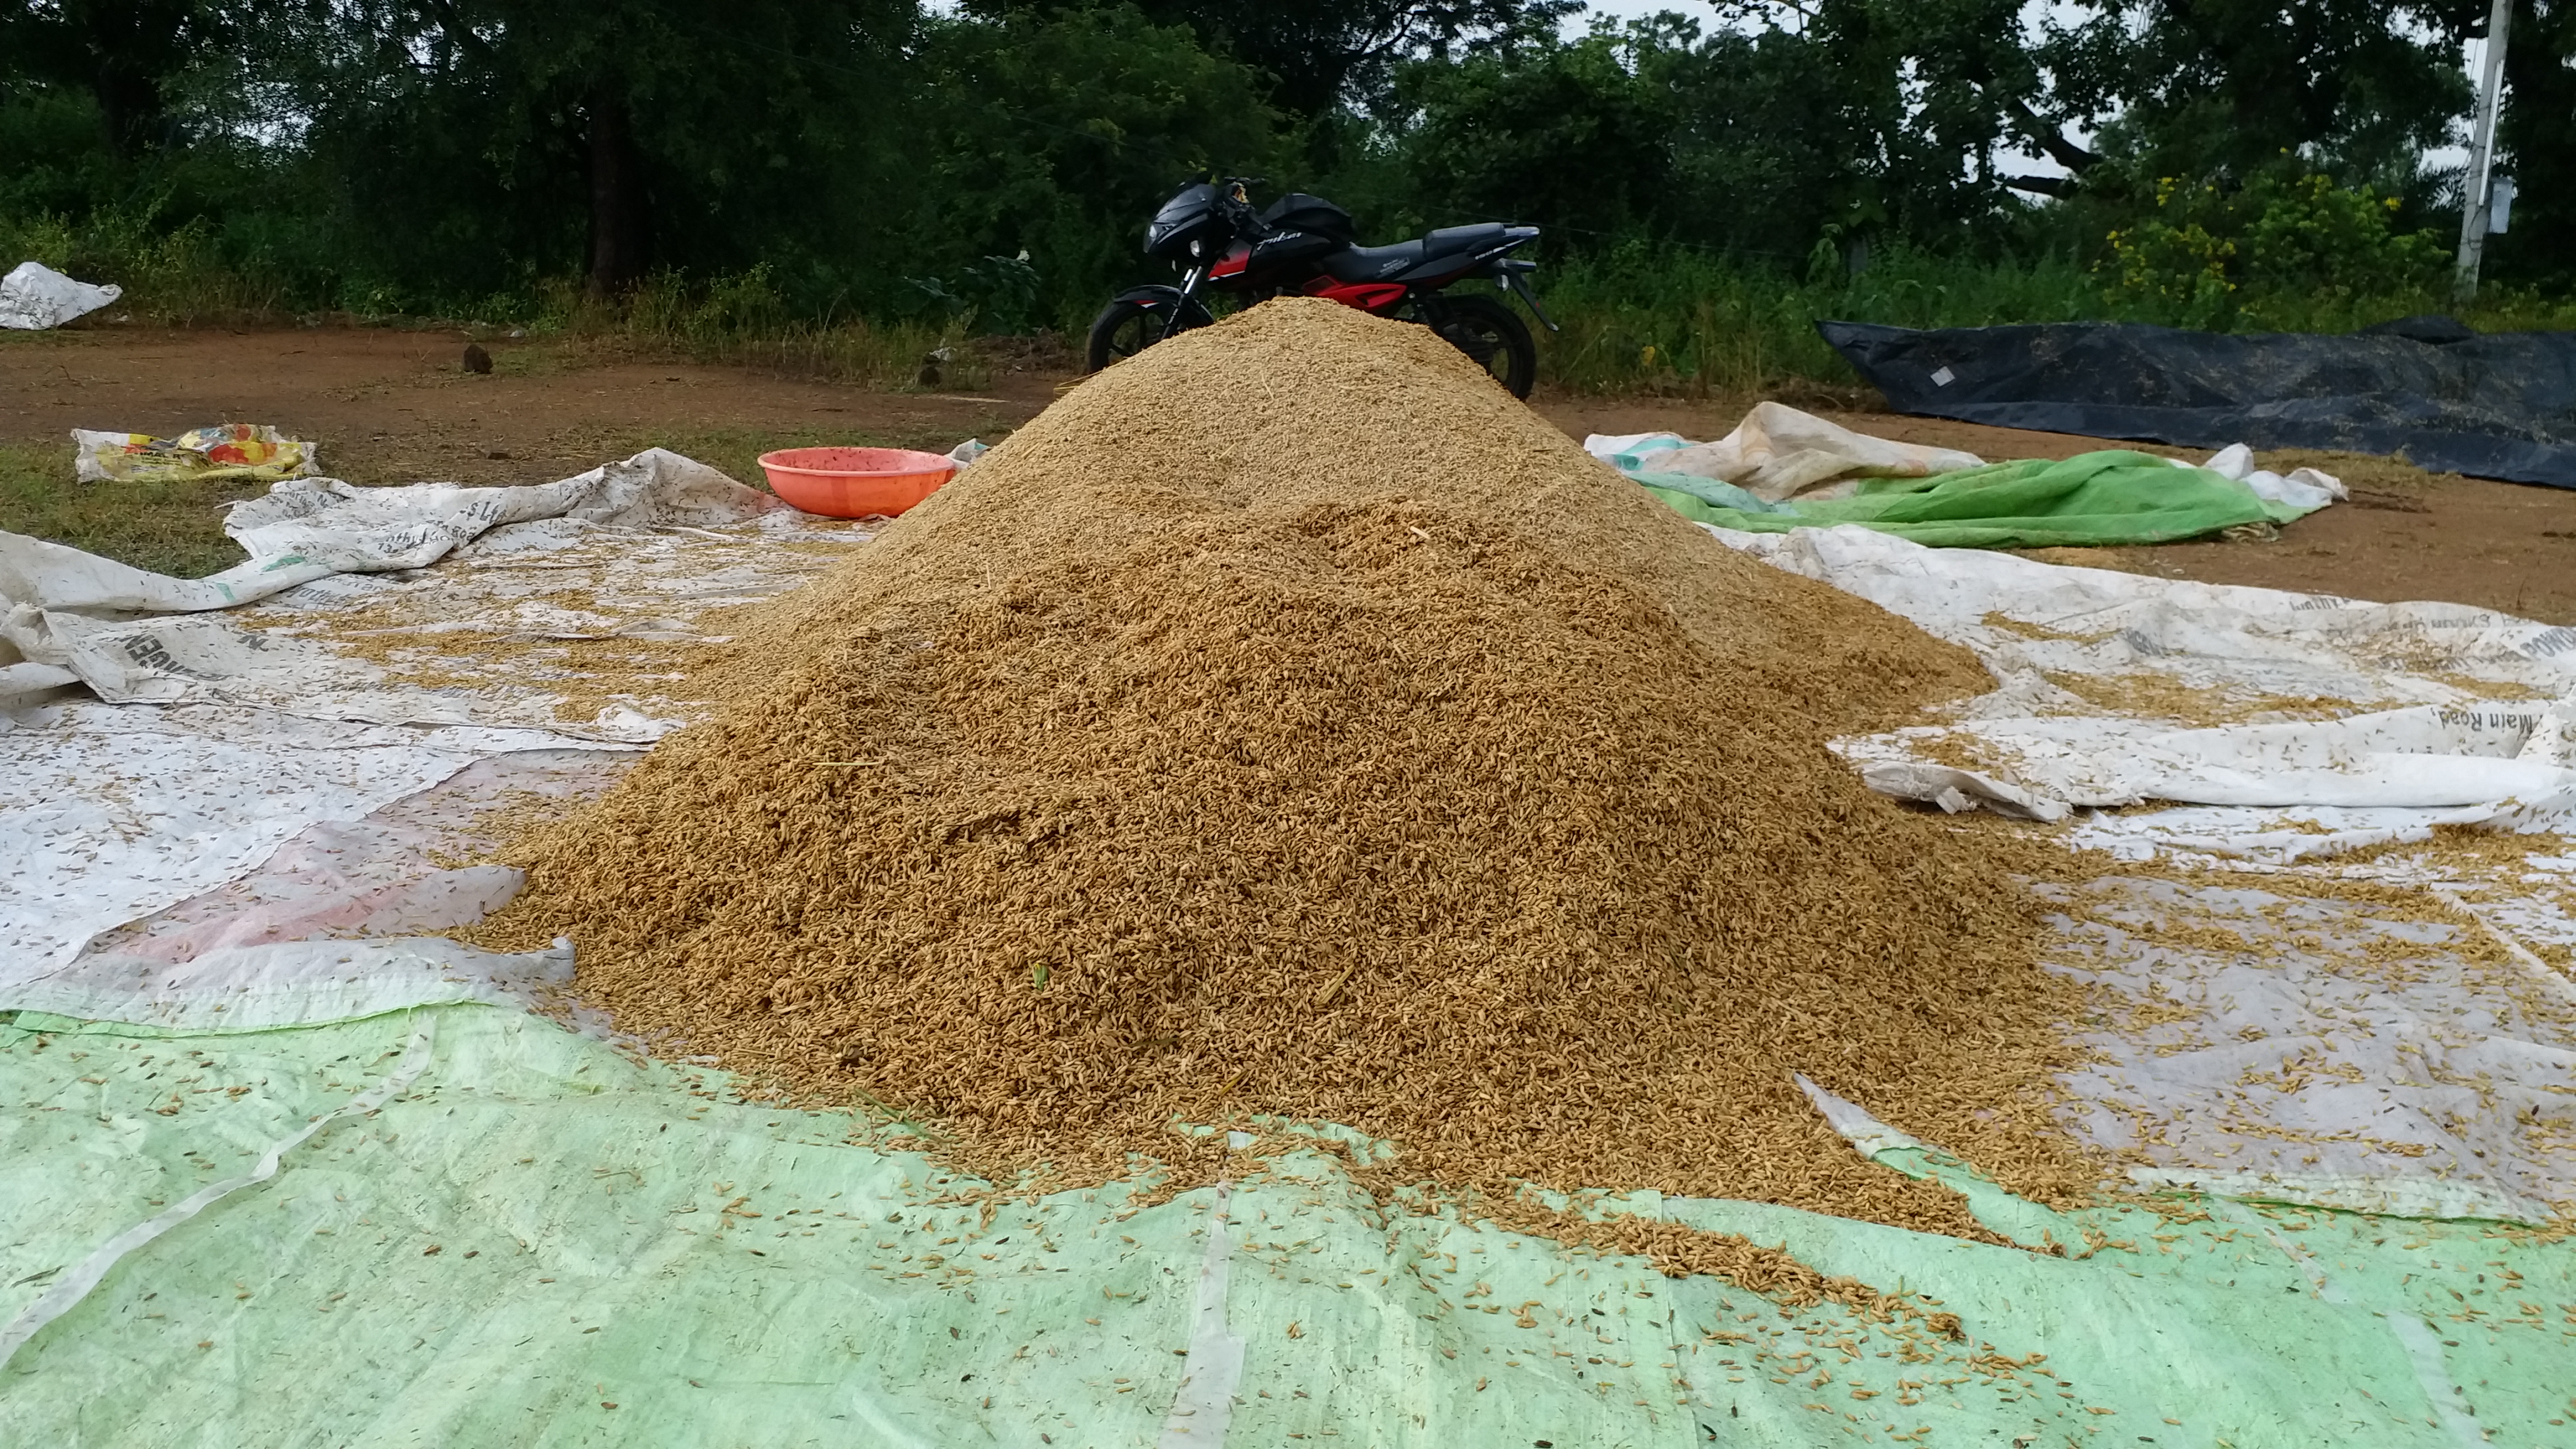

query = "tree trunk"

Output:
[[88, 67, 162, 160], [81, 2, 170, 159], [585, 86, 650, 297]]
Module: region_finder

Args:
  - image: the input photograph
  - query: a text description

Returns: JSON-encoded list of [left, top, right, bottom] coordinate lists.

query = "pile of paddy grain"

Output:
[[484, 299, 2087, 1236]]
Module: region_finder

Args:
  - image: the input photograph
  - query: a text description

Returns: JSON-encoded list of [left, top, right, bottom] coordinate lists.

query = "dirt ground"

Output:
[[0, 324, 1050, 483], [10, 323, 2576, 623]]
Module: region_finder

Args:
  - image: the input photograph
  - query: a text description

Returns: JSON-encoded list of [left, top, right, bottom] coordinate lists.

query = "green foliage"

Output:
[[906, 3, 1285, 325], [0, 84, 119, 217], [0, 201, 286, 321], [1360, 7, 2043, 262], [0, 0, 2568, 372], [965, 0, 1580, 121], [0, 0, 235, 158], [1380, 21, 1681, 242], [2100, 171, 2449, 329], [901, 255, 1043, 334], [2035, 0, 2476, 193], [2495, 0, 2576, 287], [1534, 240, 2109, 395], [1530, 234, 2576, 397]]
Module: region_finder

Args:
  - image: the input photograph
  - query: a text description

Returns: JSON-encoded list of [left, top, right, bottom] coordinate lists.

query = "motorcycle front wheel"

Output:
[[1085, 296, 1214, 373], [1410, 292, 1537, 399]]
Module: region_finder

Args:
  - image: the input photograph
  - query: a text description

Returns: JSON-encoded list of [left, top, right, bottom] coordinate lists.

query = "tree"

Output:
[[0, 0, 233, 158], [965, 0, 1578, 118], [2038, 1, 2480, 191], [907, 4, 1282, 314], [1380, 17, 1679, 242], [314, 0, 917, 297], [2496, 0, 2576, 285], [1788, 0, 2043, 240], [1377, 6, 2047, 261]]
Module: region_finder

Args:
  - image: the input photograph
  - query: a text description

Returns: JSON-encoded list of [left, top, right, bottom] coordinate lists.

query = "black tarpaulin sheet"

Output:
[[1818, 320, 2576, 487]]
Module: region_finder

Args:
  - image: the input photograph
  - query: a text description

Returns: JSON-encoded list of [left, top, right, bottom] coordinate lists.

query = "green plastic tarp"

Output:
[[3, 1001, 2568, 1446], [1631, 451, 2307, 548]]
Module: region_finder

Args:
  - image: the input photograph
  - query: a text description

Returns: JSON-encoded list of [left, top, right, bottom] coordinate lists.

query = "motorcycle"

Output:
[[1085, 178, 1557, 399]]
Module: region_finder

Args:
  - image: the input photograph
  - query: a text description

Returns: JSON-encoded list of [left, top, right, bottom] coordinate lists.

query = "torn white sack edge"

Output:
[[1157, 1181, 1246, 1447], [0, 1017, 438, 1372], [1793, 1074, 1928, 1157], [1845, 708, 2576, 811], [1712, 523, 2560, 696], [3, 448, 864, 733], [2194, 442, 2347, 512]]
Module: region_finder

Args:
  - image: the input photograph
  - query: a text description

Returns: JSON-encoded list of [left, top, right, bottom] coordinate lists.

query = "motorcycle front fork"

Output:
[[1159, 265, 1210, 336]]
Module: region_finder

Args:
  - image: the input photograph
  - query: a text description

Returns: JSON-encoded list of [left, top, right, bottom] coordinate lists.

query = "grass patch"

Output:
[[0, 441, 264, 577], [1529, 243, 2576, 396]]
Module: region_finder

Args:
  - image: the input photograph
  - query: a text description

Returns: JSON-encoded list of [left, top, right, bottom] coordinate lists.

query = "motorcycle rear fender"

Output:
[[1443, 233, 1540, 281], [1110, 284, 1189, 309]]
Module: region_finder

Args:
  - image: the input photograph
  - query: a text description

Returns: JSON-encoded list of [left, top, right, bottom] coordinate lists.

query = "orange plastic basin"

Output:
[[757, 446, 956, 518]]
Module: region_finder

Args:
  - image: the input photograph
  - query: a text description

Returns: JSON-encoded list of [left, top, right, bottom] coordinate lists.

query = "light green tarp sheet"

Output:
[[1629, 451, 2310, 549], [3, 1002, 2568, 1446]]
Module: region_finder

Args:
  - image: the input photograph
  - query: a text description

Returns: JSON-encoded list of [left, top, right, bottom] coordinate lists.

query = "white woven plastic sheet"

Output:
[[1723, 524, 2576, 850], [1, 451, 873, 1001], [1715, 522, 2576, 1222]]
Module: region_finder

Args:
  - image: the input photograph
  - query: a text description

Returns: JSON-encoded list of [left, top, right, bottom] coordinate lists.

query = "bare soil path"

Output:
[[8, 324, 2575, 623], [0, 324, 1053, 484]]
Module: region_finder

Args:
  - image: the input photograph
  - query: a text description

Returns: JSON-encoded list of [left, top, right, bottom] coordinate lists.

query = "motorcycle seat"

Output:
[[1321, 240, 1426, 282], [1320, 222, 1514, 283], [1425, 222, 1510, 252]]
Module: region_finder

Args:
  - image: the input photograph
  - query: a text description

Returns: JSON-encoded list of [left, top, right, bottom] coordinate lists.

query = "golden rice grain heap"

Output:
[[486, 299, 2089, 1237]]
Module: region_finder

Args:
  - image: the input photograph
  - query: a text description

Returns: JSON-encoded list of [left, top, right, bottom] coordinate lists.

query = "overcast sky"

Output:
[[1576, 0, 1707, 16], [1568, 0, 1728, 29]]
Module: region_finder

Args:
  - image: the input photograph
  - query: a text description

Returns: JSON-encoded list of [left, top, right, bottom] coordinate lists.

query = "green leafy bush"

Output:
[[2101, 171, 2447, 329]]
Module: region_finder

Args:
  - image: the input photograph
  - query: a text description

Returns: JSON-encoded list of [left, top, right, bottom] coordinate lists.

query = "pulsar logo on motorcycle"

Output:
[[1379, 259, 1407, 277]]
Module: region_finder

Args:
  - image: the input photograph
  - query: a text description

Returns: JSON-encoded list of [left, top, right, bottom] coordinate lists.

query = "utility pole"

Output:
[[2454, 0, 2515, 304]]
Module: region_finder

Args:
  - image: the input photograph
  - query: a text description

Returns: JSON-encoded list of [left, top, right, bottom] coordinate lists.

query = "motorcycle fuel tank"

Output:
[[1215, 228, 1349, 282]]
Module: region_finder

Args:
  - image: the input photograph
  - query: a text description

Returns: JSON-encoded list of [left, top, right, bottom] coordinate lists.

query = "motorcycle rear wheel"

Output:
[[1412, 292, 1537, 399], [1085, 296, 1214, 372]]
